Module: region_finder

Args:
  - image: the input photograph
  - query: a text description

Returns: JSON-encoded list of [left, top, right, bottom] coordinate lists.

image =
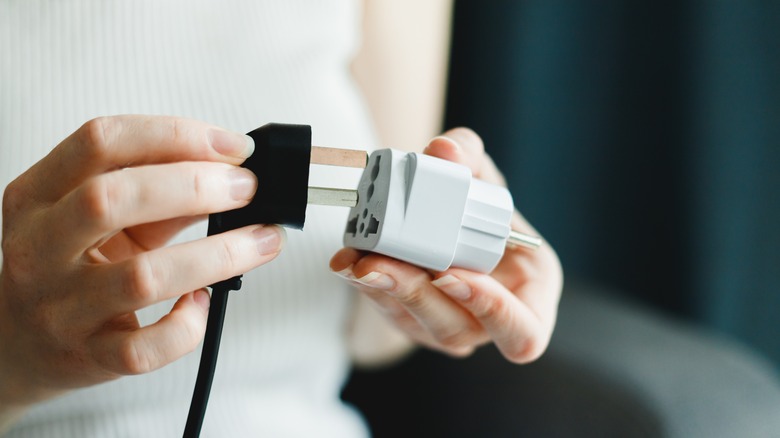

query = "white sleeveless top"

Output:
[[0, 1, 376, 436]]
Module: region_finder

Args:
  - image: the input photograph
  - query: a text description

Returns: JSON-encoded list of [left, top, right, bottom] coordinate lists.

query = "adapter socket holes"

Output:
[[364, 155, 381, 203], [346, 216, 358, 237], [366, 215, 379, 237], [347, 153, 383, 241], [370, 156, 381, 181], [349, 212, 380, 239]]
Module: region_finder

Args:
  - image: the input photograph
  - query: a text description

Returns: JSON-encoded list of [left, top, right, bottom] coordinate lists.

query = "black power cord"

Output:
[[183, 283, 232, 437]]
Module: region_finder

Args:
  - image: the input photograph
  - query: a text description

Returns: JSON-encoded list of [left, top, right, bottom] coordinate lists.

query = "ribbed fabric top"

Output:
[[0, 1, 375, 436]]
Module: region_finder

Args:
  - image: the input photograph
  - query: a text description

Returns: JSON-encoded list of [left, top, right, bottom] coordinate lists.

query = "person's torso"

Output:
[[1, 1, 375, 436]]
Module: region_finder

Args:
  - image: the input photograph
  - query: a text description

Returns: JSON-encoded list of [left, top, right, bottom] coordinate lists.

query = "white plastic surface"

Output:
[[344, 149, 514, 273]]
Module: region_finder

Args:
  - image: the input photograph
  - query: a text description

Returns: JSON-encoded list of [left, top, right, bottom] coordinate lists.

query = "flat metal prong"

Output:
[[307, 186, 359, 207], [506, 230, 543, 250], [310, 146, 367, 168]]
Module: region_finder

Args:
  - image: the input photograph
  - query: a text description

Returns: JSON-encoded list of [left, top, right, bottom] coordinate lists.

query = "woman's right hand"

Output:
[[0, 115, 285, 419]]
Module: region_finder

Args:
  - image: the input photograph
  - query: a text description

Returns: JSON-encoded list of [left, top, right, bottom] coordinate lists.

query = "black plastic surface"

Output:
[[207, 123, 311, 237]]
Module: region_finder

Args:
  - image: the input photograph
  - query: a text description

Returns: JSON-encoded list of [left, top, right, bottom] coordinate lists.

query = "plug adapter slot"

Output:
[[370, 155, 381, 180], [366, 215, 379, 237], [346, 215, 358, 236], [344, 149, 393, 248]]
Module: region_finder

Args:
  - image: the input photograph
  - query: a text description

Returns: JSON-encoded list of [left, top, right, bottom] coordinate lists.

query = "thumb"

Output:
[[423, 127, 486, 178]]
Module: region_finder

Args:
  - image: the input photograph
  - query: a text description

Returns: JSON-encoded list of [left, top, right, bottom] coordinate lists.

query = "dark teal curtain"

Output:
[[445, 1, 780, 365]]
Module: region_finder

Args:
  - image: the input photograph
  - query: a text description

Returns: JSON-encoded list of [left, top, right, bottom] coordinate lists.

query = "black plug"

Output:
[[208, 123, 310, 234], [206, 123, 365, 290]]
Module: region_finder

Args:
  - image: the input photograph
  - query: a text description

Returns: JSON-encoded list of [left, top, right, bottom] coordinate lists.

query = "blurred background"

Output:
[[445, 0, 780, 367], [344, 1, 780, 436]]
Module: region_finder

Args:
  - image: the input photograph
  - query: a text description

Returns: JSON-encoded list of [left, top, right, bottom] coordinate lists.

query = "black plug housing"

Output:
[[207, 123, 312, 236], [206, 123, 311, 290]]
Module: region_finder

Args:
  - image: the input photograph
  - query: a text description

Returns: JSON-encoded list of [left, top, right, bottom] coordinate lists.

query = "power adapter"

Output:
[[183, 123, 540, 437], [344, 148, 541, 273]]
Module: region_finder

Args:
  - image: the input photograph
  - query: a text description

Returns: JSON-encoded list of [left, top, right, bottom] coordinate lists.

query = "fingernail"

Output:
[[229, 168, 257, 201], [331, 264, 357, 281], [355, 271, 396, 291], [445, 128, 480, 150], [193, 289, 211, 311], [431, 135, 461, 151], [253, 225, 285, 255], [432, 274, 471, 300], [209, 128, 254, 159]]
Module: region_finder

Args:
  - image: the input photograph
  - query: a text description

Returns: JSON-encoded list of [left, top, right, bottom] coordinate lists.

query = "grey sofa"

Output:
[[342, 286, 780, 437]]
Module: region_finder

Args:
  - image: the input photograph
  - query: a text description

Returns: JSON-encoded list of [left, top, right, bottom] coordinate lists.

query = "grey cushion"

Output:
[[343, 285, 780, 437], [551, 286, 780, 437]]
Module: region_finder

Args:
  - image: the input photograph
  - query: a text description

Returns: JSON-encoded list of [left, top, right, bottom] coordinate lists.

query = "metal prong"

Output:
[[307, 186, 359, 207], [507, 230, 543, 250], [310, 146, 367, 168]]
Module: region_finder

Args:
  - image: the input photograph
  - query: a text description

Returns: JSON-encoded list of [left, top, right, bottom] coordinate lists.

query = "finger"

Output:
[[331, 249, 413, 316], [88, 225, 285, 315], [332, 262, 475, 357], [88, 289, 211, 375], [424, 127, 485, 176], [331, 250, 412, 321], [329, 247, 365, 272], [95, 216, 206, 262], [349, 253, 486, 352], [424, 128, 507, 186], [331, 249, 481, 356], [431, 270, 551, 364], [491, 216, 562, 313], [49, 162, 256, 255], [24, 115, 254, 203], [123, 215, 207, 252], [361, 285, 478, 358]]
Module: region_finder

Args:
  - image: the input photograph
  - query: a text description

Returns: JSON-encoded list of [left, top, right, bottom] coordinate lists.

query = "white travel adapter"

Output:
[[343, 149, 541, 273]]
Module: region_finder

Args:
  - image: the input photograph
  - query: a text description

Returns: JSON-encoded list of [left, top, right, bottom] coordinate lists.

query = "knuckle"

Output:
[[159, 116, 192, 151], [394, 287, 427, 310], [122, 256, 159, 305], [0, 243, 31, 284], [177, 311, 207, 354], [216, 238, 242, 271], [1, 206, 34, 282], [117, 337, 153, 375], [80, 117, 115, 160], [77, 176, 116, 228], [2, 177, 26, 216], [168, 117, 186, 145], [190, 167, 209, 206], [472, 294, 510, 322]]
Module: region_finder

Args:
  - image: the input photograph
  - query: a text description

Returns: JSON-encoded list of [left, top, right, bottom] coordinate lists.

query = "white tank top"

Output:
[[0, 1, 375, 436]]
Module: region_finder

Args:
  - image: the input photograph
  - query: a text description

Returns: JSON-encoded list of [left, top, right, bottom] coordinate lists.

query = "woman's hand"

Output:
[[0, 115, 285, 413], [331, 128, 562, 363]]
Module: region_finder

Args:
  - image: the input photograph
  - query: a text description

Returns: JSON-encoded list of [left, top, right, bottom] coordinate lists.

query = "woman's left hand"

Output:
[[330, 128, 563, 363]]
